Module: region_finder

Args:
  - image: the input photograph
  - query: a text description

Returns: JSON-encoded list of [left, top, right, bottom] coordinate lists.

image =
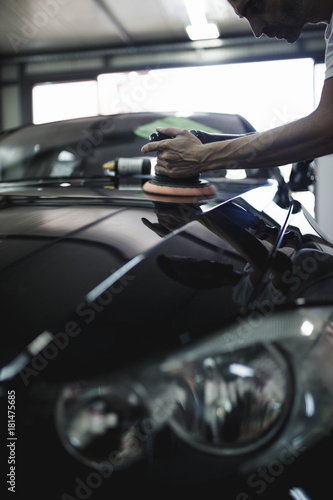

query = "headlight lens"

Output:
[[167, 344, 292, 455], [55, 307, 333, 473], [56, 381, 150, 470]]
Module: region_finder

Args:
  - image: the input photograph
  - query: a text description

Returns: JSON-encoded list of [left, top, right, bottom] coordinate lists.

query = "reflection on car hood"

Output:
[[1, 178, 333, 380]]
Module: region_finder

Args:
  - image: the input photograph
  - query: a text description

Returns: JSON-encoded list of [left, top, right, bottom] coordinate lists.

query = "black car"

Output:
[[0, 111, 332, 500]]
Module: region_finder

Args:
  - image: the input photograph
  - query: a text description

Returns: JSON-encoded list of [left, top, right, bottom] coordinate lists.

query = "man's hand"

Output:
[[141, 126, 205, 178]]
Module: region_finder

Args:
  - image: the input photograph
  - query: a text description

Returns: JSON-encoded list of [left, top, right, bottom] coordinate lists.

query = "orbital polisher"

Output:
[[142, 129, 222, 198], [142, 128, 252, 198]]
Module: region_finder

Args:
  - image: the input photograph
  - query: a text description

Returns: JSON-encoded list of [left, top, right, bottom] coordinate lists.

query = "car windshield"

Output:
[[0, 112, 269, 183], [0, 116, 149, 182]]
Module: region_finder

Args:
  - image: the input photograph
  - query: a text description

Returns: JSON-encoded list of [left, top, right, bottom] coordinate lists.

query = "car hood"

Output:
[[1, 178, 333, 381]]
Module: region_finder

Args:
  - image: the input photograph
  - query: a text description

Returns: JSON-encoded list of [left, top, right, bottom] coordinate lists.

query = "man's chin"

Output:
[[285, 35, 300, 43], [265, 30, 300, 43], [284, 28, 303, 43]]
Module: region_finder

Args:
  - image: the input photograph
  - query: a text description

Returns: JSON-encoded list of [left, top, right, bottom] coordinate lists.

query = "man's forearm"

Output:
[[141, 79, 333, 178], [200, 110, 333, 171]]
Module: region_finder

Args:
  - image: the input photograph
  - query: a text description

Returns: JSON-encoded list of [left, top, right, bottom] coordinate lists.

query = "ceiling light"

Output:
[[186, 23, 220, 41], [185, 0, 208, 25], [184, 0, 220, 41]]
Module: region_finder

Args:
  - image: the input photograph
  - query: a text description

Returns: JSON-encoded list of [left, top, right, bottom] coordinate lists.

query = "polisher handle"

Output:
[[149, 130, 255, 143], [149, 131, 172, 141], [190, 130, 255, 143]]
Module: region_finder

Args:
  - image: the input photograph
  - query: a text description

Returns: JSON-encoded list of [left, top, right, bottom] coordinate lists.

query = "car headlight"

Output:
[[55, 379, 152, 471], [56, 306, 333, 473], [166, 343, 292, 455]]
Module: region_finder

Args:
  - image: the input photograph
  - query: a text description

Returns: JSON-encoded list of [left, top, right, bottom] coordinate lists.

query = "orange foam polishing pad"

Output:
[[143, 174, 216, 197]]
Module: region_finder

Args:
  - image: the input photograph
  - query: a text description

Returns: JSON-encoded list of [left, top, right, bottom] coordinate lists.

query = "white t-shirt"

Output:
[[325, 13, 333, 79]]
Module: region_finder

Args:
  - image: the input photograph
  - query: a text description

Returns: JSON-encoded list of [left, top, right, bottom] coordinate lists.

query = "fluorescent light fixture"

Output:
[[184, 0, 220, 40], [184, 0, 207, 26], [186, 23, 220, 41]]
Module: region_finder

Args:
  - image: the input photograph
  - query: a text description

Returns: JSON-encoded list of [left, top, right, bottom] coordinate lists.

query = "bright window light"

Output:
[[97, 59, 315, 133], [225, 169, 247, 180], [314, 63, 325, 107], [32, 81, 98, 124], [33, 59, 316, 135]]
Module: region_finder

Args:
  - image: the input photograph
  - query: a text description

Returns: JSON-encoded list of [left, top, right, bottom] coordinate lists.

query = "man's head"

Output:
[[227, 0, 327, 43]]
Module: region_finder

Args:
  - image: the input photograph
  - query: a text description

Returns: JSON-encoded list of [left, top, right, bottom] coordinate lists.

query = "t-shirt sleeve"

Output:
[[325, 15, 333, 80]]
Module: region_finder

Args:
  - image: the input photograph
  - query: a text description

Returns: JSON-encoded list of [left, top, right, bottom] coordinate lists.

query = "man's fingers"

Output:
[[141, 139, 171, 154], [141, 127, 191, 154], [141, 142, 158, 154], [156, 126, 184, 137]]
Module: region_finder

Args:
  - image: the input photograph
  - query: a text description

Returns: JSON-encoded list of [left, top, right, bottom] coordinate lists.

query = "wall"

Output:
[[0, 64, 22, 130], [315, 155, 333, 241]]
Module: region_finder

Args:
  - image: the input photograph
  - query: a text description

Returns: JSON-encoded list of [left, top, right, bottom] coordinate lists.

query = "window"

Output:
[[97, 59, 315, 132], [32, 59, 316, 134], [32, 80, 99, 124]]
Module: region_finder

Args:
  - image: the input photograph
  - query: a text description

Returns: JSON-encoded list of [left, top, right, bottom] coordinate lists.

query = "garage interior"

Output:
[[0, 0, 332, 238]]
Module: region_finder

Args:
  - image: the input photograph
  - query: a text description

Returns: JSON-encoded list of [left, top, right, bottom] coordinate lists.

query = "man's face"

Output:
[[228, 0, 307, 43]]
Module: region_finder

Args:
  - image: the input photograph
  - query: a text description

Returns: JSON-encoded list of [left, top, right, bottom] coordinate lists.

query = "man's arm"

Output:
[[141, 78, 333, 178]]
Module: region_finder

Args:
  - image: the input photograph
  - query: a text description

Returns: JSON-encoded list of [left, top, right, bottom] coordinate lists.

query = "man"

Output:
[[141, 0, 333, 177]]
